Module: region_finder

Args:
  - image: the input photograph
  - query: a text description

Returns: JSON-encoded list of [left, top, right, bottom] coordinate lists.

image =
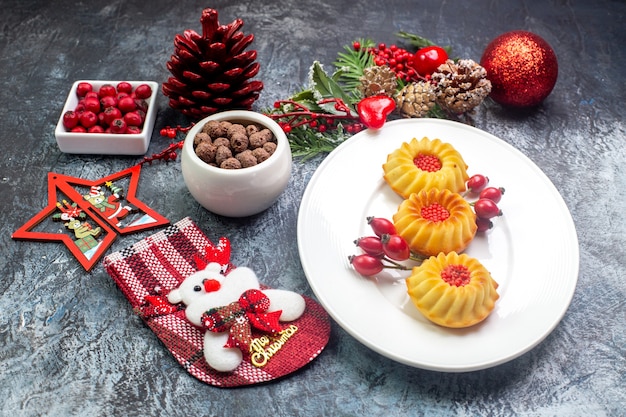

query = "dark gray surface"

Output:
[[1, 1, 624, 416]]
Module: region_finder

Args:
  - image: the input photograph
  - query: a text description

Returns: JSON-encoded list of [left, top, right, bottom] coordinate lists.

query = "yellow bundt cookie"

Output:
[[393, 188, 477, 257], [406, 252, 499, 328], [383, 137, 469, 199]]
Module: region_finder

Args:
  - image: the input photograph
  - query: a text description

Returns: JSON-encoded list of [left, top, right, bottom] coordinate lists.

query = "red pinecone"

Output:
[[162, 8, 264, 119]]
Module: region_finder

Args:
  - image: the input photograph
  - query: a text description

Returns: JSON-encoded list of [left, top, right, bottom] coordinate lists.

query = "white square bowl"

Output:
[[54, 80, 159, 155]]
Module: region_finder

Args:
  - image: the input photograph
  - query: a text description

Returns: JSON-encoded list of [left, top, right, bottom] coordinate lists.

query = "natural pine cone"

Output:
[[358, 65, 397, 97], [162, 8, 264, 119], [431, 59, 492, 114], [395, 81, 437, 118]]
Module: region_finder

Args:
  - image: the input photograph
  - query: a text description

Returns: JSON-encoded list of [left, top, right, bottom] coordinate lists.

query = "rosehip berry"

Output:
[[98, 84, 116, 98], [134, 83, 152, 99], [110, 118, 127, 134], [75, 82, 93, 98], [82, 97, 101, 113], [354, 236, 384, 258], [102, 106, 122, 126], [62, 111, 79, 129], [349, 254, 384, 277], [116, 81, 133, 94], [79, 111, 98, 128], [367, 216, 397, 237], [476, 217, 493, 232], [474, 198, 502, 219], [381, 234, 410, 261], [99, 95, 118, 109], [466, 174, 489, 193], [479, 186, 505, 204]]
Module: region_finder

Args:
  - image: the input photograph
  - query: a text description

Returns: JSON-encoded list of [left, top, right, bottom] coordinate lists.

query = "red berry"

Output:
[[102, 106, 122, 126], [126, 125, 142, 134], [474, 198, 502, 219], [381, 234, 410, 261], [349, 254, 384, 277], [134, 98, 148, 112], [75, 82, 93, 98], [476, 217, 493, 232], [479, 186, 505, 203], [466, 174, 489, 193], [110, 118, 127, 134], [98, 84, 116, 98], [82, 97, 101, 113], [410, 45, 449, 76], [99, 95, 118, 109], [79, 111, 98, 128], [116, 81, 133, 94], [117, 96, 137, 113], [88, 125, 105, 133], [62, 111, 79, 129], [123, 111, 143, 127], [71, 126, 87, 133], [354, 236, 384, 258], [74, 102, 85, 114], [367, 216, 397, 237], [134, 83, 152, 99], [84, 91, 99, 100]]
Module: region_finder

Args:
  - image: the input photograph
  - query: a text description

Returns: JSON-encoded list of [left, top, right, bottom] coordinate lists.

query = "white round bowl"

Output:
[[181, 110, 292, 217]]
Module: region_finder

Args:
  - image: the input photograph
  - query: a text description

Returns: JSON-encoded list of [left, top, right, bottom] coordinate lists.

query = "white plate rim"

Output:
[[297, 118, 579, 372]]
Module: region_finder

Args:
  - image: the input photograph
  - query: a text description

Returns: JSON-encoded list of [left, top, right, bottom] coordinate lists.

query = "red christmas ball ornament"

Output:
[[480, 31, 558, 108]]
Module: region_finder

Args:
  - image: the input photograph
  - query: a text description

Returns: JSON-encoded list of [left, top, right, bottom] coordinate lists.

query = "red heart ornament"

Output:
[[357, 96, 396, 130]]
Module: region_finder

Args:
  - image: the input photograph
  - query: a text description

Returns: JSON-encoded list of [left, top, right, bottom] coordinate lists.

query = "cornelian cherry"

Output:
[[134, 83, 152, 99], [62, 111, 79, 129], [76, 82, 93, 98], [116, 81, 133, 94]]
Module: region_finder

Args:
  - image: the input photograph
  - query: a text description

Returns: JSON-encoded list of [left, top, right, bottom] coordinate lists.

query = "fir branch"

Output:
[[396, 31, 452, 54], [287, 126, 349, 160], [333, 38, 376, 94]]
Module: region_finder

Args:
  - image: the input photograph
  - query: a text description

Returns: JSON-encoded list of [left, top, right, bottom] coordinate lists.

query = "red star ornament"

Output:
[[12, 173, 117, 271], [53, 164, 169, 235]]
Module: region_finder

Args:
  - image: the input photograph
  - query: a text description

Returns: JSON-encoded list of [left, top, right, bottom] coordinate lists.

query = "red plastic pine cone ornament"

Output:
[[480, 31, 558, 108], [162, 8, 264, 119]]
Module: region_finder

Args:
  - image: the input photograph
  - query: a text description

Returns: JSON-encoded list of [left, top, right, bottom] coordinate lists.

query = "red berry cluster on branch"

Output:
[[362, 42, 420, 82], [269, 98, 364, 134]]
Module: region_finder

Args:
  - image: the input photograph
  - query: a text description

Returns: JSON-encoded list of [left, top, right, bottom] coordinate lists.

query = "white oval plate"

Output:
[[297, 118, 579, 372]]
